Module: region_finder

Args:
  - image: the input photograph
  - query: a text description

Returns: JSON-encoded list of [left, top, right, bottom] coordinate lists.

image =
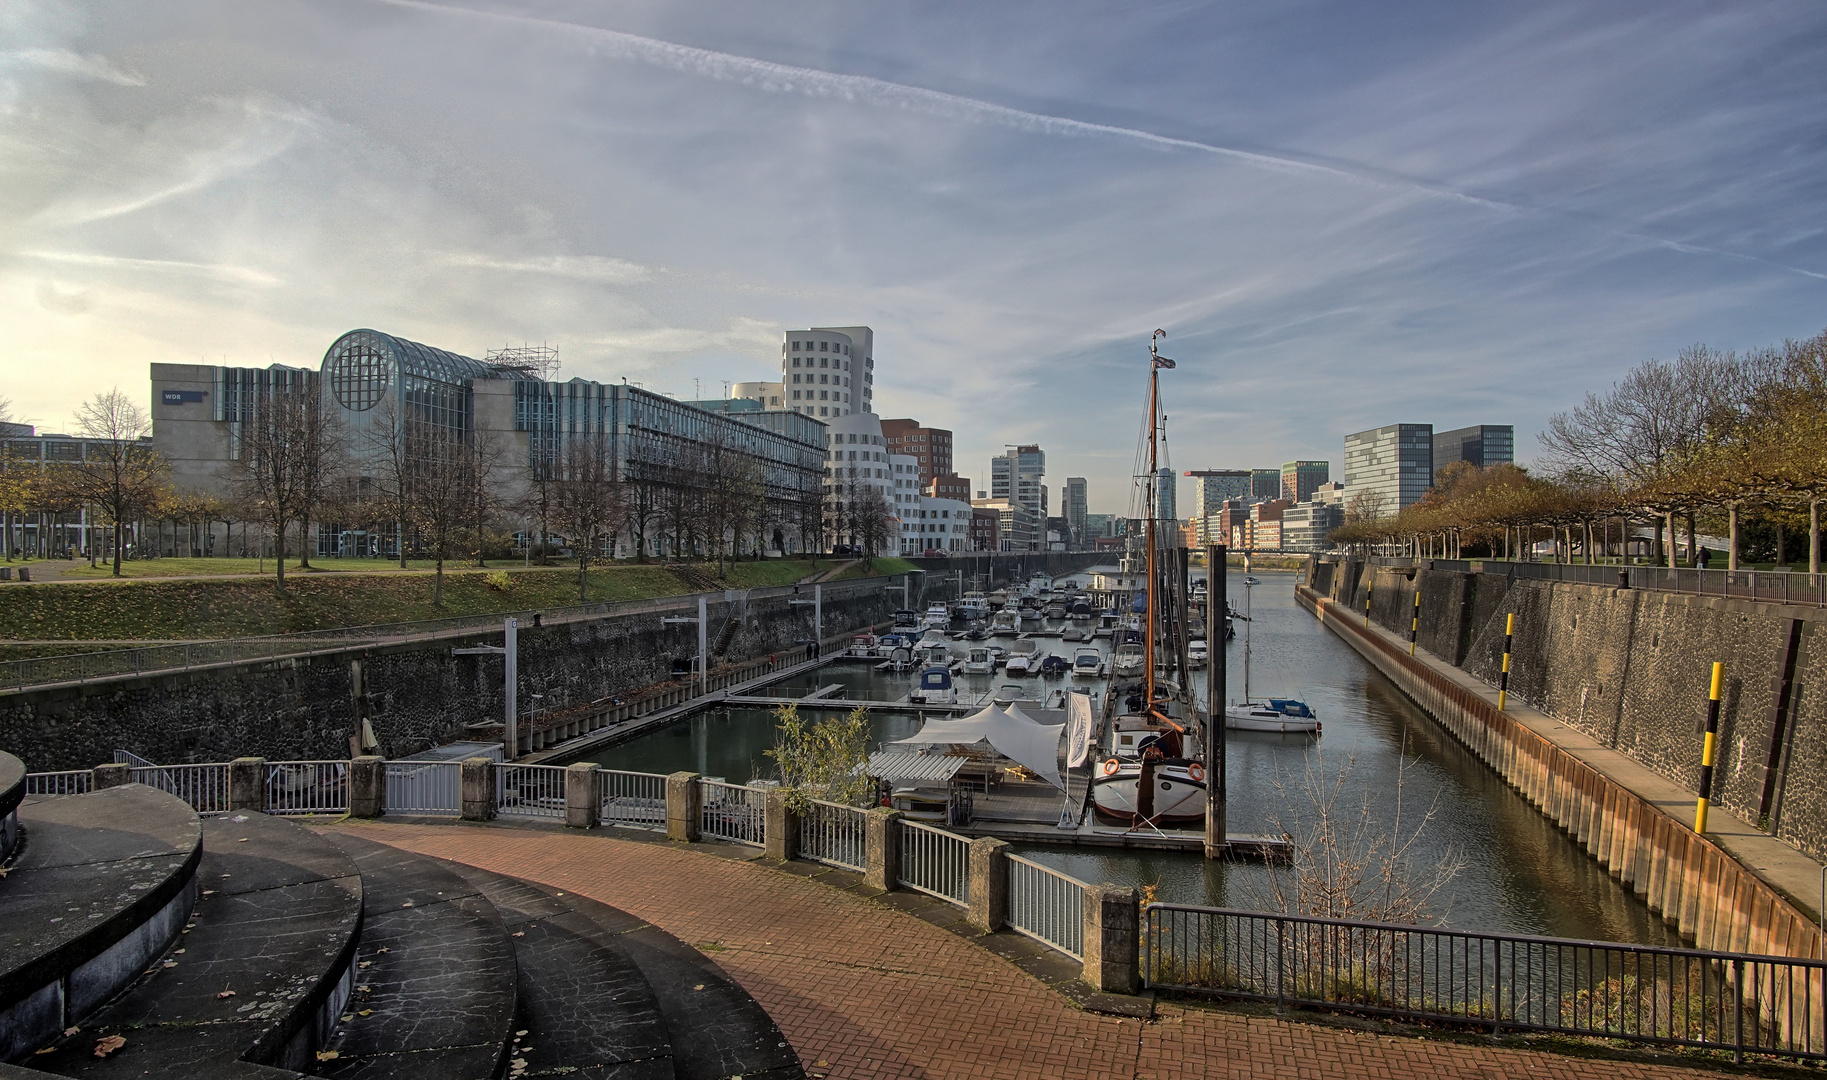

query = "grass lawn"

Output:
[[52, 556, 560, 579], [0, 559, 843, 646]]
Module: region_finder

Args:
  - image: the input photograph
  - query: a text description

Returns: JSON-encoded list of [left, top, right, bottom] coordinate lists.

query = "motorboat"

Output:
[[1043, 603, 1067, 620], [990, 609, 1020, 634], [891, 609, 921, 634], [960, 591, 990, 619], [963, 646, 995, 675], [890, 784, 950, 823], [1111, 642, 1146, 678], [1004, 639, 1038, 676], [910, 665, 957, 705], [1061, 627, 1089, 643], [1188, 639, 1208, 664], [1093, 612, 1119, 638], [846, 633, 879, 657], [1071, 647, 1103, 679], [924, 604, 951, 630], [992, 683, 1023, 704], [1038, 654, 1070, 678], [965, 623, 988, 641], [885, 646, 914, 671], [1070, 602, 1093, 621], [986, 645, 1008, 668]]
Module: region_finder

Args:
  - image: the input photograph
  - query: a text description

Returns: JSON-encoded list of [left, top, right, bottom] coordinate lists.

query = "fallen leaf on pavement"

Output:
[[93, 1035, 126, 1058]]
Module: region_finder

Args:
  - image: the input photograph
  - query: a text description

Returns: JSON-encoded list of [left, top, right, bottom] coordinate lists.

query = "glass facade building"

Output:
[[1433, 424, 1515, 474], [1344, 423, 1434, 513]]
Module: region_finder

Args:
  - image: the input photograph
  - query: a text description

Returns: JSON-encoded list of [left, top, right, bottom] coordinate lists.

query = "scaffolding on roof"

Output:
[[485, 343, 561, 382]]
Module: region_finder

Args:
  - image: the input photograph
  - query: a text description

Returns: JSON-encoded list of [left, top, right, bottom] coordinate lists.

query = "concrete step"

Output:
[[313, 835, 516, 1080], [23, 812, 363, 1077], [450, 864, 803, 1080], [0, 786, 201, 1063]]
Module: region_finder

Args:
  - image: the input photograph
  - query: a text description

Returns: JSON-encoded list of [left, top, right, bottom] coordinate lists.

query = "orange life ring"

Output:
[[1187, 763, 1205, 782], [1102, 758, 1121, 776]]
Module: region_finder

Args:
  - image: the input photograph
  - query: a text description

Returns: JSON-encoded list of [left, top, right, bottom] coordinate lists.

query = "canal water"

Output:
[[574, 568, 1678, 946]]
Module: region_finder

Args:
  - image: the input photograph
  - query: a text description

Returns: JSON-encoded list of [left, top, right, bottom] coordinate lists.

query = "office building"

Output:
[[730, 381, 785, 410], [780, 326, 873, 419], [0, 424, 154, 558], [927, 474, 971, 502], [880, 419, 953, 488], [1344, 423, 1433, 513], [970, 507, 1000, 551], [971, 496, 1039, 551], [1084, 513, 1115, 540], [151, 330, 828, 559], [1155, 468, 1177, 522], [1251, 469, 1281, 501], [1280, 460, 1330, 503], [1063, 477, 1088, 548], [1281, 501, 1344, 552], [990, 445, 1047, 521], [1433, 425, 1515, 474]]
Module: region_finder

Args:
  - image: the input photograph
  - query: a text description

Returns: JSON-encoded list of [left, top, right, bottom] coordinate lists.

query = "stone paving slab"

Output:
[[327, 820, 1754, 1080]]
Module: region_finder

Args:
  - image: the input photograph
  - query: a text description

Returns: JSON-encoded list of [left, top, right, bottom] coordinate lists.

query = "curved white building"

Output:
[[781, 326, 873, 419]]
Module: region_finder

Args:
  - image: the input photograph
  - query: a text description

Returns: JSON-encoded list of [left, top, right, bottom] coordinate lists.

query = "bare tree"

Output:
[[852, 485, 894, 557], [624, 472, 665, 563], [51, 389, 168, 578], [362, 399, 417, 568], [228, 380, 339, 592], [403, 423, 474, 607], [467, 427, 504, 567], [550, 436, 623, 601]]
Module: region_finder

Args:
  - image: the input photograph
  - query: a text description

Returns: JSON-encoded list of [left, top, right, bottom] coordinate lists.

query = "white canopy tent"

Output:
[[887, 703, 1066, 789]]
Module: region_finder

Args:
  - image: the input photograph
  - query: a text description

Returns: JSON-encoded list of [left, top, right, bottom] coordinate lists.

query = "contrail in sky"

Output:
[[378, 0, 1826, 282]]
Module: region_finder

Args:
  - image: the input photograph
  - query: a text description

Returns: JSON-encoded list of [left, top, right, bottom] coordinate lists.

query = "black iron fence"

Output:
[[1145, 904, 1827, 1062]]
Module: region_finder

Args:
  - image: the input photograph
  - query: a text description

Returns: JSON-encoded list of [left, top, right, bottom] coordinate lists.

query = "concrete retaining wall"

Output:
[[0, 578, 902, 771], [1299, 583, 1825, 964], [1323, 559, 1827, 862]]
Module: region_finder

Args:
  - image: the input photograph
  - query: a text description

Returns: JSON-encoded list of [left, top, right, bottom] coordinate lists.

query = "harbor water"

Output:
[[574, 568, 1677, 946]]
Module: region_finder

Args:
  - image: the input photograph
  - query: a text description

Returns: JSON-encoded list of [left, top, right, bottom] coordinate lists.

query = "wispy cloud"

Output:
[[444, 253, 652, 284], [19, 250, 281, 286], [7, 48, 145, 87]]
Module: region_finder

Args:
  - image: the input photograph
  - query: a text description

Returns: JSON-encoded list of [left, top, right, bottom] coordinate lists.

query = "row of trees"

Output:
[[1332, 330, 1827, 572]]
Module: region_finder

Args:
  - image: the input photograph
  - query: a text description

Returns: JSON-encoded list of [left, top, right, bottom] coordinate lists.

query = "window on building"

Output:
[[820, 342, 828, 351]]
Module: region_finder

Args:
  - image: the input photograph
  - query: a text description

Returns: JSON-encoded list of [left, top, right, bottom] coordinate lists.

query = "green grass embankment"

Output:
[[0, 559, 844, 648]]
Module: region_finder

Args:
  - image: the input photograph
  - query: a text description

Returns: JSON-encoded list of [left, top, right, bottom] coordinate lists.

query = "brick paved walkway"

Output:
[[328, 821, 1737, 1079]]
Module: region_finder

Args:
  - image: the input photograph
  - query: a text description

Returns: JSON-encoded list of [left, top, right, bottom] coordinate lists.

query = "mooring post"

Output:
[[1409, 586, 1421, 656], [350, 756, 385, 818], [1497, 613, 1516, 711], [1205, 544, 1226, 859], [92, 763, 130, 790], [1365, 571, 1373, 627], [1695, 661, 1724, 834]]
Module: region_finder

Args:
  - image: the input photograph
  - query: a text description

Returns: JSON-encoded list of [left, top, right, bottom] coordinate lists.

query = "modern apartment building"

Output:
[[1344, 423, 1434, 513], [730, 381, 785, 410], [1280, 460, 1330, 503], [1185, 470, 1254, 514], [971, 495, 1040, 551], [1433, 424, 1515, 473], [1063, 477, 1088, 548], [880, 419, 953, 487], [1281, 501, 1344, 552], [779, 326, 873, 419], [990, 445, 1047, 521], [1155, 468, 1177, 523], [927, 474, 971, 502], [1251, 469, 1282, 501]]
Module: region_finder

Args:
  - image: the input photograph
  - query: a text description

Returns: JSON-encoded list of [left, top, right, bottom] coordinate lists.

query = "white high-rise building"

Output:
[[780, 326, 874, 419]]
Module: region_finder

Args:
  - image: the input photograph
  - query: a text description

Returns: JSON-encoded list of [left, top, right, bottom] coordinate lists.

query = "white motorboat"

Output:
[[963, 646, 995, 675], [1004, 638, 1038, 676], [1093, 612, 1119, 638], [992, 683, 1026, 704], [924, 604, 951, 630], [1071, 647, 1104, 679], [1188, 639, 1208, 664], [891, 609, 921, 635], [910, 665, 957, 705], [1112, 642, 1145, 678], [990, 609, 1020, 634]]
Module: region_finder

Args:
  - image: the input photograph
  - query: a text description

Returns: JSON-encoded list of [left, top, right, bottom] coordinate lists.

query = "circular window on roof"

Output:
[[326, 339, 392, 412]]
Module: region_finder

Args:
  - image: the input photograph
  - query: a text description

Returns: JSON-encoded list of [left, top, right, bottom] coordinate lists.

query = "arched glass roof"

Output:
[[322, 329, 501, 412]]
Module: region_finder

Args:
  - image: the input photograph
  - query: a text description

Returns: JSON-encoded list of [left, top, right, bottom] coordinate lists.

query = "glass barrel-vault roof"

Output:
[[321, 329, 499, 412]]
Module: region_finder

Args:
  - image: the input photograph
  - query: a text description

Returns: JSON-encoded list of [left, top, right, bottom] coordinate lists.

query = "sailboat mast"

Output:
[[1143, 362, 1158, 710]]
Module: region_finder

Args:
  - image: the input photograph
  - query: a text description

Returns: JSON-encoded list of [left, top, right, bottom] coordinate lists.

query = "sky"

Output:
[[4, 1, 1826, 515]]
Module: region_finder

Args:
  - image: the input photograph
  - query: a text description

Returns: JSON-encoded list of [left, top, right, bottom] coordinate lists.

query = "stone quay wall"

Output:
[[1299, 576, 1825, 966], [0, 576, 908, 772], [1310, 558, 1827, 862]]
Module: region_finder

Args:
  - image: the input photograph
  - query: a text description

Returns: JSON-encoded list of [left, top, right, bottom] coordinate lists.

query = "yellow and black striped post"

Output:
[[1497, 613, 1515, 711], [1409, 588, 1421, 656], [1695, 661, 1724, 834], [1365, 573, 1374, 627]]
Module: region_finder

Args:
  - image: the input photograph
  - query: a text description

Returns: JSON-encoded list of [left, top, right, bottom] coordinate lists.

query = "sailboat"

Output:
[[1091, 332, 1209, 828], [1224, 576, 1322, 734]]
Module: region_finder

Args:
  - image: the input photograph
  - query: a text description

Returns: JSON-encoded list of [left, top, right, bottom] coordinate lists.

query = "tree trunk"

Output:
[[111, 512, 123, 577], [1776, 523, 1786, 568], [1813, 500, 1822, 577], [1686, 511, 1697, 569], [433, 555, 444, 607], [275, 519, 288, 593], [1662, 512, 1674, 568], [1727, 504, 1739, 571], [298, 518, 312, 569]]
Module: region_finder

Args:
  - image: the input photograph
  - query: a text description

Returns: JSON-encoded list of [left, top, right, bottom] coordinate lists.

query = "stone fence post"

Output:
[[1081, 884, 1140, 995], [92, 763, 130, 789], [864, 807, 902, 891], [764, 789, 800, 861], [229, 757, 266, 812], [967, 837, 1010, 932], [461, 758, 495, 821], [350, 756, 385, 818], [565, 763, 599, 829], [665, 771, 701, 842]]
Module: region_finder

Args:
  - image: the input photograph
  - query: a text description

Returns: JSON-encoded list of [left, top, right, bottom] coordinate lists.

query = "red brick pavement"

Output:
[[328, 821, 1737, 1080]]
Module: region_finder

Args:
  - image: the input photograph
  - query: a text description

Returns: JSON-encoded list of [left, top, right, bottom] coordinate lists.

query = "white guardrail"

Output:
[[1007, 854, 1088, 960], [131, 764, 231, 814], [496, 763, 568, 819], [699, 779, 767, 846], [898, 820, 970, 906], [598, 769, 667, 831], [384, 761, 462, 815], [264, 761, 349, 814], [799, 799, 868, 870], [22, 770, 93, 797]]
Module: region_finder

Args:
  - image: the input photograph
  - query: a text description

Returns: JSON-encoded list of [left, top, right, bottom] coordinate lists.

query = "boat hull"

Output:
[[1224, 707, 1321, 734], [1090, 767, 1207, 827]]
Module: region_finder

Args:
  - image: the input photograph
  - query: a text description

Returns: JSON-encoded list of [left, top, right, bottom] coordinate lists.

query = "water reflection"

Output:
[[577, 568, 1676, 945]]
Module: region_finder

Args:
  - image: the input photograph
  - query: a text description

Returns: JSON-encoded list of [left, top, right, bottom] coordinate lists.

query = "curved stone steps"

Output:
[[23, 812, 362, 1077], [312, 835, 516, 1080], [449, 864, 803, 1080], [0, 786, 201, 1064]]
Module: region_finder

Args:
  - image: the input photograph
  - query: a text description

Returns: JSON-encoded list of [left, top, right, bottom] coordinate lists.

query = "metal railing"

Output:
[[699, 779, 767, 846], [263, 761, 349, 814], [898, 820, 970, 906], [1008, 855, 1087, 960], [799, 799, 867, 870], [22, 770, 93, 796], [383, 761, 461, 815], [112, 749, 156, 768], [0, 573, 897, 694], [1356, 557, 1827, 608], [1144, 904, 1827, 1062], [496, 763, 567, 819], [130, 763, 231, 813], [598, 769, 667, 831]]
